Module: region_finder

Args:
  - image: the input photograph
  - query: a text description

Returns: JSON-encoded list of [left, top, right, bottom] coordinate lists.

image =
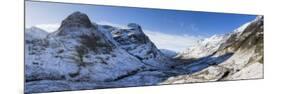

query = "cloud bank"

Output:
[[144, 30, 202, 52]]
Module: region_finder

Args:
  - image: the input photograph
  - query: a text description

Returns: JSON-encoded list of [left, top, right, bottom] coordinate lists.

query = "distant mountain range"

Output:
[[25, 11, 263, 93]]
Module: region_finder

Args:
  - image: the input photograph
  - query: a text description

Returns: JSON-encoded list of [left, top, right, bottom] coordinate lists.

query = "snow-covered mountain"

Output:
[[25, 26, 48, 41], [25, 11, 174, 85], [162, 16, 263, 83], [177, 18, 254, 60], [177, 34, 228, 59], [109, 23, 174, 68]]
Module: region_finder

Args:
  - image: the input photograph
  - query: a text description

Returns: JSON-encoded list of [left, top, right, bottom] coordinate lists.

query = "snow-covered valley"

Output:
[[25, 12, 263, 93]]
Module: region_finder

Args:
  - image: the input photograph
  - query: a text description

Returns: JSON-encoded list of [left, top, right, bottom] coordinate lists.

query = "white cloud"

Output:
[[34, 24, 60, 32], [144, 30, 203, 52], [29, 22, 203, 52]]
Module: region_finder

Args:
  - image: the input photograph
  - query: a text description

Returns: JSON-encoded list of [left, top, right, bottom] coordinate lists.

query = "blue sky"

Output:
[[26, 1, 257, 52]]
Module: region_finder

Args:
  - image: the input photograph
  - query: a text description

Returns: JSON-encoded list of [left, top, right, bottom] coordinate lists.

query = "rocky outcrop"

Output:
[[57, 12, 94, 36], [111, 23, 174, 68]]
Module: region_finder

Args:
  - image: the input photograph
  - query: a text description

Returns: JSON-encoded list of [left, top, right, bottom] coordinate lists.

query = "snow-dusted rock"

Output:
[[25, 11, 147, 83], [110, 23, 174, 68]]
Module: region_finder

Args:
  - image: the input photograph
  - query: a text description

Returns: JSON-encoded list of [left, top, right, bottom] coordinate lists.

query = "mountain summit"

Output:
[[57, 12, 94, 36], [60, 11, 92, 28]]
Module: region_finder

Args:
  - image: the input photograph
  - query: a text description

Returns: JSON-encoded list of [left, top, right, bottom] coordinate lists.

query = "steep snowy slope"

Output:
[[177, 34, 228, 59], [177, 19, 253, 60], [215, 16, 264, 80]]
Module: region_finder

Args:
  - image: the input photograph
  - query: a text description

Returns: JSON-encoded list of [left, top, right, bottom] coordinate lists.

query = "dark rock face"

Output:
[[112, 23, 153, 52], [52, 11, 115, 53], [78, 33, 114, 54], [57, 11, 94, 36], [61, 11, 92, 28], [112, 23, 150, 46], [128, 23, 150, 44]]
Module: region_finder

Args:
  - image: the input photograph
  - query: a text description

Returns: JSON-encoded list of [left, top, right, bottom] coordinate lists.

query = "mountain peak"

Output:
[[127, 23, 141, 29], [127, 23, 145, 35], [27, 26, 46, 32], [25, 26, 48, 40], [60, 11, 92, 28], [56, 11, 95, 36]]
